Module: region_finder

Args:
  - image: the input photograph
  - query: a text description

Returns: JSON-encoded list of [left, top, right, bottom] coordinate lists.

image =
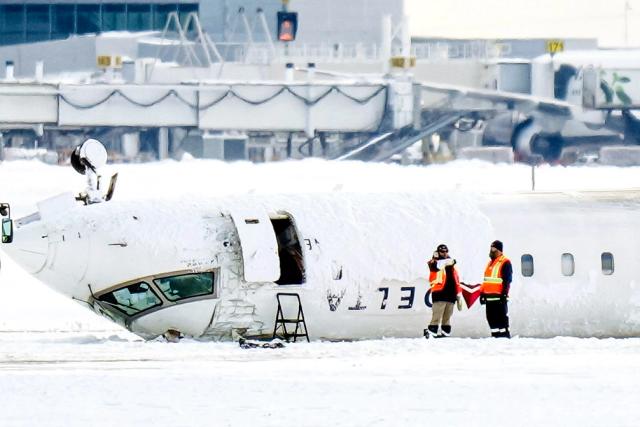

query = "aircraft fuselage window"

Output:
[[154, 272, 215, 301], [561, 253, 575, 276], [521, 254, 534, 277], [270, 215, 305, 285], [601, 252, 614, 275], [98, 282, 162, 315]]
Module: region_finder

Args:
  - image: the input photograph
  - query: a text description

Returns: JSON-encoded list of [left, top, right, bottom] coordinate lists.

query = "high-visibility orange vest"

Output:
[[429, 263, 460, 293], [481, 255, 509, 295]]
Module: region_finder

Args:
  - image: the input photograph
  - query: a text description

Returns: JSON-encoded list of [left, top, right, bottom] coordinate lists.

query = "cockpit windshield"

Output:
[[98, 282, 162, 315], [154, 272, 214, 301]]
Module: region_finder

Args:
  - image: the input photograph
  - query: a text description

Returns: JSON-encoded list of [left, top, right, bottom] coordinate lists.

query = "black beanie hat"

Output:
[[437, 244, 448, 252], [491, 240, 503, 252]]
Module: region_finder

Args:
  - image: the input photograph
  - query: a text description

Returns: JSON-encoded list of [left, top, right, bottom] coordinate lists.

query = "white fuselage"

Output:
[[3, 189, 640, 340]]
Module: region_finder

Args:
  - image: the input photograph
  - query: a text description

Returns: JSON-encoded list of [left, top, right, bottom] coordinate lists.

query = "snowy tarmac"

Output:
[[2, 158, 640, 426], [1, 332, 639, 427]]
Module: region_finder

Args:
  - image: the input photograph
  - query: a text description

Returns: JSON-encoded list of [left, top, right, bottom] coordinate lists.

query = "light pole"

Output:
[[625, 0, 632, 47]]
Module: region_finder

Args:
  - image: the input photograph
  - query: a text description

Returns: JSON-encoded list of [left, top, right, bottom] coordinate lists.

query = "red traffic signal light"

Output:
[[277, 11, 298, 42]]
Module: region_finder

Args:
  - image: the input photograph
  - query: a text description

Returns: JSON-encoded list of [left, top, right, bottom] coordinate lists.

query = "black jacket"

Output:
[[501, 260, 513, 296]]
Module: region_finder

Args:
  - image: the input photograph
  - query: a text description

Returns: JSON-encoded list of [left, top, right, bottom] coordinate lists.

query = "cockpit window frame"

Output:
[[153, 271, 216, 302], [96, 280, 163, 317], [92, 269, 219, 321]]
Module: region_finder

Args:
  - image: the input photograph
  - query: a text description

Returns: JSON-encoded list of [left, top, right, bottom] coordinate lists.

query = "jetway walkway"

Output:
[[0, 77, 510, 163], [0, 81, 391, 134]]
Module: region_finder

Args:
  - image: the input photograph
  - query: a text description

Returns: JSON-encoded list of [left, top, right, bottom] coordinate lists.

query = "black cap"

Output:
[[437, 244, 448, 252], [491, 240, 503, 252]]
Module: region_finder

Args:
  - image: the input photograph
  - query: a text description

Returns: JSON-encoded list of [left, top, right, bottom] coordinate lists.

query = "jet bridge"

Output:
[[1, 76, 553, 162], [0, 79, 402, 135]]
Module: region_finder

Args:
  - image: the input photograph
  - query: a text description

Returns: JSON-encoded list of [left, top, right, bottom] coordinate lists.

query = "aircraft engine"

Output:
[[511, 117, 563, 163]]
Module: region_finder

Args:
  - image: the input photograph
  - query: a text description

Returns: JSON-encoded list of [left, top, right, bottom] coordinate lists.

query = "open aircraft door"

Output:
[[229, 207, 280, 283]]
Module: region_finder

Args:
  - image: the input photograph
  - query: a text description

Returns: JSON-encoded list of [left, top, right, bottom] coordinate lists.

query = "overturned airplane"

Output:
[[1, 140, 639, 340]]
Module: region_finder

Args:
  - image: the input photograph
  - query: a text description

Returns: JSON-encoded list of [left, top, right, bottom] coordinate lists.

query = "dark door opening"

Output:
[[270, 215, 305, 284]]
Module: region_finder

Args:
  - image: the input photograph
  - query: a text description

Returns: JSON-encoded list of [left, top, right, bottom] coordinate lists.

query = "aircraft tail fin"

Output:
[[460, 282, 482, 308]]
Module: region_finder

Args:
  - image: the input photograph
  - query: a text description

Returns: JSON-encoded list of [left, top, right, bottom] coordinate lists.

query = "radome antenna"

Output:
[[71, 139, 116, 205]]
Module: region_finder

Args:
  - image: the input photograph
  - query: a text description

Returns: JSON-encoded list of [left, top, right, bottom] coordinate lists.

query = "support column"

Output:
[[285, 62, 294, 82], [158, 127, 169, 160], [35, 61, 44, 82], [381, 15, 392, 74], [122, 132, 140, 160], [305, 62, 315, 138], [4, 61, 15, 81]]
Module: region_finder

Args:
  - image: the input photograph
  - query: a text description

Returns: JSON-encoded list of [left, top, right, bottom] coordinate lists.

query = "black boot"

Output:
[[493, 329, 511, 338], [440, 325, 451, 337], [424, 325, 439, 339]]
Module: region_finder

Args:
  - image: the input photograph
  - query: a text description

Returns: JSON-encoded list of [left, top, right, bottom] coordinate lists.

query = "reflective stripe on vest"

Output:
[[429, 269, 446, 292], [429, 265, 460, 293], [481, 255, 508, 295]]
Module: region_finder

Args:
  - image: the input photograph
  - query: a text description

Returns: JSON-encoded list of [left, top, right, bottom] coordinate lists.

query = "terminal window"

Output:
[[77, 4, 100, 34], [102, 4, 127, 32], [26, 5, 50, 42], [52, 5, 76, 39], [128, 4, 152, 32], [0, 5, 25, 45], [154, 4, 178, 30], [0, 2, 199, 46]]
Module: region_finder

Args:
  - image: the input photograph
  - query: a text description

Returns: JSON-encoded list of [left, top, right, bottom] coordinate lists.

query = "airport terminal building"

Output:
[[0, 0, 403, 46], [1, 1, 626, 167]]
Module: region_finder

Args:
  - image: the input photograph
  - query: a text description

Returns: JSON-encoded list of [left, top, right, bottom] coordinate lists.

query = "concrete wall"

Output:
[[200, 0, 283, 42], [0, 36, 97, 78], [290, 0, 403, 45], [200, 0, 403, 46], [0, 33, 156, 79], [413, 59, 485, 88], [412, 37, 599, 60]]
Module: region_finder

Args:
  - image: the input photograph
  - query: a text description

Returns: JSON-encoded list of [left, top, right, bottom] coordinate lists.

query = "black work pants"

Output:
[[485, 299, 509, 331]]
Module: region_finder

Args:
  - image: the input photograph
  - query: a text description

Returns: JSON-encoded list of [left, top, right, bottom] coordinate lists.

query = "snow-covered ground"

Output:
[[2, 332, 639, 427], [1, 158, 640, 426]]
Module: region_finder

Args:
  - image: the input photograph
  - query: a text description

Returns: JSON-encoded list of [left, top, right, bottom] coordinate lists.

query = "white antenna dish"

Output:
[[71, 138, 108, 175], [80, 139, 108, 170], [71, 138, 114, 205]]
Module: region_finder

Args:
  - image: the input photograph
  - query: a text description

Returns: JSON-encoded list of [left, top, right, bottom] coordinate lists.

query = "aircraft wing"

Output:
[[419, 81, 575, 117]]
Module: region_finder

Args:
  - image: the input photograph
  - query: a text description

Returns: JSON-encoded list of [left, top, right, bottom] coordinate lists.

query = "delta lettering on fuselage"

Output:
[[376, 286, 432, 310]]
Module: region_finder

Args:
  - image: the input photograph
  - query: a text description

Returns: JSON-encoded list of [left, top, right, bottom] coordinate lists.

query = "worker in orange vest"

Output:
[[480, 240, 513, 338], [425, 244, 463, 338]]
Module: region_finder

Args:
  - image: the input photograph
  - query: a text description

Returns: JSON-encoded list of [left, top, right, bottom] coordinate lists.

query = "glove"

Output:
[[456, 293, 464, 311]]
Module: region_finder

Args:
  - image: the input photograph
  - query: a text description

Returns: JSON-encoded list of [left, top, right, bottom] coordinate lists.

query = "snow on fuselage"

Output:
[[2, 189, 640, 340]]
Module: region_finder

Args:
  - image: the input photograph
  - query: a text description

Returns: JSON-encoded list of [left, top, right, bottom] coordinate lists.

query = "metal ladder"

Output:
[[272, 293, 310, 342]]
